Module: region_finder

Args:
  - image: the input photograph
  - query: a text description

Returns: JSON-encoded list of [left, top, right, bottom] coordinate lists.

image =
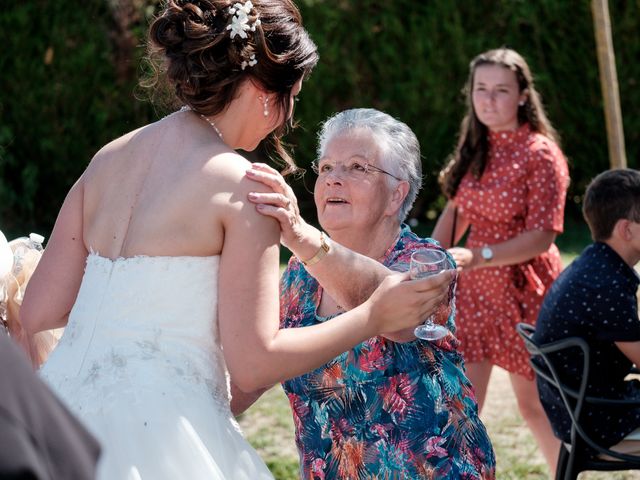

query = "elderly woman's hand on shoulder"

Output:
[[246, 163, 309, 250]]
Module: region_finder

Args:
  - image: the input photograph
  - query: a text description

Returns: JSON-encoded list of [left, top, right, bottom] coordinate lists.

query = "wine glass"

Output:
[[409, 249, 450, 341]]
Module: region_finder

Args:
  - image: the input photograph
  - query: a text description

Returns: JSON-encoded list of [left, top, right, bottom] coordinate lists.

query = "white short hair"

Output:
[[317, 108, 422, 222]]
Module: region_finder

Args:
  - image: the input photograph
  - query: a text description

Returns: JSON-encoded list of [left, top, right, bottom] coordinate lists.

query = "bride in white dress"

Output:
[[20, 1, 454, 479]]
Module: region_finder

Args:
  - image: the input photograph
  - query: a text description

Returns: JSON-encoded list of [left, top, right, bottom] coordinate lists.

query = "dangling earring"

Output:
[[263, 97, 269, 117], [519, 99, 526, 106]]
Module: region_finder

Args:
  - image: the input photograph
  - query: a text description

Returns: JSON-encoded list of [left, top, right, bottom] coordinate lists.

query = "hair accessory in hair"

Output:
[[241, 54, 257, 70], [203, 9, 218, 23], [227, 1, 261, 40]]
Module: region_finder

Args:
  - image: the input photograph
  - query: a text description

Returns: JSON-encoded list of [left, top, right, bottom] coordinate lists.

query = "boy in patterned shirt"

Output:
[[533, 168, 640, 454]]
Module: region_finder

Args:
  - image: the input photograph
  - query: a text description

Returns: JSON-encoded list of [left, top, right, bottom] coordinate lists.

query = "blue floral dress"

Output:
[[280, 225, 496, 479]]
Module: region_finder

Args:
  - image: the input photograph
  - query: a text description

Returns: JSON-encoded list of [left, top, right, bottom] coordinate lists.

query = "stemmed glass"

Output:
[[409, 249, 450, 341]]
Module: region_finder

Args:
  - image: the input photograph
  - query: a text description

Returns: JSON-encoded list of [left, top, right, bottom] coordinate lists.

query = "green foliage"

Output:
[[1, 0, 638, 237], [293, 0, 639, 223], [0, 1, 157, 238]]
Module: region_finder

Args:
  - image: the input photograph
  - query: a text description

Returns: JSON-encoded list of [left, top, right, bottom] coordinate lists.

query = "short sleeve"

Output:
[[524, 139, 569, 233], [386, 237, 457, 334], [279, 257, 300, 328], [387, 242, 456, 273], [279, 256, 320, 329]]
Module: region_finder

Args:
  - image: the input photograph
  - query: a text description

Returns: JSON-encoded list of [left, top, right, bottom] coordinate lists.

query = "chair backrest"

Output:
[[516, 323, 640, 463]]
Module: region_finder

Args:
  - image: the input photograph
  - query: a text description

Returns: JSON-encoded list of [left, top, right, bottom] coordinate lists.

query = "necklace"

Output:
[[178, 106, 224, 141], [199, 114, 224, 141]]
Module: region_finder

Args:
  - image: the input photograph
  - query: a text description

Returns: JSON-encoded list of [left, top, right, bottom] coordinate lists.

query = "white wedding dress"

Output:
[[40, 253, 274, 479]]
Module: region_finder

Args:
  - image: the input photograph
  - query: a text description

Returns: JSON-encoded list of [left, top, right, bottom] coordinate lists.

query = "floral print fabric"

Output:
[[280, 225, 496, 479], [453, 123, 569, 379]]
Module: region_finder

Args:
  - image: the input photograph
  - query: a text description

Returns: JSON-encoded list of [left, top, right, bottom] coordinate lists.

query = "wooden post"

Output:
[[591, 0, 627, 169]]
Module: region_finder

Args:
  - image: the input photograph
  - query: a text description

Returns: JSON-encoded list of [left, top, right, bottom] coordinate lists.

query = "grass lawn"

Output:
[[238, 220, 640, 479]]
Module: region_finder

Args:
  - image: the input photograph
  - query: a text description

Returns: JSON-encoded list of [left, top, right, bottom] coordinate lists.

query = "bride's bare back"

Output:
[[83, 110, 245, 259], [21, 105, 280, 337]]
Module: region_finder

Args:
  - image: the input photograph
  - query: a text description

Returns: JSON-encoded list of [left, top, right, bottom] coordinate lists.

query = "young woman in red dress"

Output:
[[433, 48, 570, 475]]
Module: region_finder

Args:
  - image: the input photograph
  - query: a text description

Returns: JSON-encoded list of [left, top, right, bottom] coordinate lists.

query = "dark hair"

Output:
[[439, 48, 559, 198], [145, 0, 318, 172], [582, 169, 640, 241]]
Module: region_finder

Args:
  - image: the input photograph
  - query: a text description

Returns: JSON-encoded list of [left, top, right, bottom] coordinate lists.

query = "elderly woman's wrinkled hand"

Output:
[[246, 163, 304, 250], [367, 269, 455, 334]]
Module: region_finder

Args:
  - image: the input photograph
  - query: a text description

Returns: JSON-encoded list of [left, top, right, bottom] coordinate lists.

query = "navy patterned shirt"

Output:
[[533, 242, 640, 447]]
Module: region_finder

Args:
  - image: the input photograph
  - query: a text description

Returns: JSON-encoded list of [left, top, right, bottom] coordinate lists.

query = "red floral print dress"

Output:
[[453, 123, 569, 379]]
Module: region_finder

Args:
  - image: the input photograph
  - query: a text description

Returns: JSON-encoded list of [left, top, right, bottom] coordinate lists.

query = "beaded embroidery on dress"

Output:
[[40, 253, 273, 479]]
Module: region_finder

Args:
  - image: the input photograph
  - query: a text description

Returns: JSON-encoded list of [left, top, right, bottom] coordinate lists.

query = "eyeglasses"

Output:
[[311, 159, 403, 181]]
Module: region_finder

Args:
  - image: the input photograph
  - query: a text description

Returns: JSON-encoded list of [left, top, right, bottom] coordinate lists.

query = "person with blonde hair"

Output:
[[0, 231, 61, 367]]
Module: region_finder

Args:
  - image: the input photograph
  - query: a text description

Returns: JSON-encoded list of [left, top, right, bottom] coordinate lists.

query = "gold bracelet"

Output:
[[300, 231, 331, 266]]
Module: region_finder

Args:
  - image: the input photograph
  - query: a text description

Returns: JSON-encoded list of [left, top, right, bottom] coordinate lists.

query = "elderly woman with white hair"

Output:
[[244, 108, 496, 479]]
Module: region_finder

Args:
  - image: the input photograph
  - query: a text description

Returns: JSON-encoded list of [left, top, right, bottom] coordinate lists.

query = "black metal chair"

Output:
[[516, 323, 640, 480]]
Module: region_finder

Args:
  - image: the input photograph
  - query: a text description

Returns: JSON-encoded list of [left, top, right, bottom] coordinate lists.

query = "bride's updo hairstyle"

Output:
[[148, 0, 318, 171]]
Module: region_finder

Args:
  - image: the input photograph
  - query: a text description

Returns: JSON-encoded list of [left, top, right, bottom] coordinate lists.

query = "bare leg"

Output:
[[464, 360, 493, 412], [510, 372, 560, 476]]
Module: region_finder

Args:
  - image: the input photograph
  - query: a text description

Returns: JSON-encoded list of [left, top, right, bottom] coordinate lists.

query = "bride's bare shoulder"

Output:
[[204, 151, 275, 198], [84, 125, 149, 175], [204, 150, 249, 179]]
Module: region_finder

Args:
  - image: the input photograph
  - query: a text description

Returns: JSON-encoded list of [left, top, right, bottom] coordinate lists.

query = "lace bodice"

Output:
[[40, 253, 275, 479], [41, 253, 230, 415]]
